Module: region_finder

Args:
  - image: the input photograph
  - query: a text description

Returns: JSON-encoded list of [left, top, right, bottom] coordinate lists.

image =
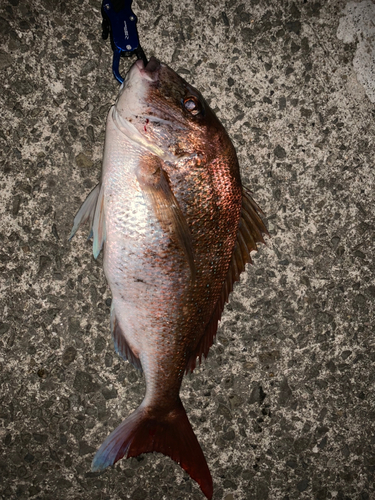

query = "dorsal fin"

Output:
[[110, 305, 143, 371], [185, 189, 268, 374]]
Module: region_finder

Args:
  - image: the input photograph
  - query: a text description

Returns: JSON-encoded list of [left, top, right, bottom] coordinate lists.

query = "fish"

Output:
[[70, 56, 268, 499]]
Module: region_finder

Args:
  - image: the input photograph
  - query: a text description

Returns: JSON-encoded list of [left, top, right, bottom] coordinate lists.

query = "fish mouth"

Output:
[[135, 56, 161, 82]]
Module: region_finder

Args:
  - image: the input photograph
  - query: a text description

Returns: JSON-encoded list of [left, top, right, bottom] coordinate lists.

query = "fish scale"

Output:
[[70, 57, 268, 499]]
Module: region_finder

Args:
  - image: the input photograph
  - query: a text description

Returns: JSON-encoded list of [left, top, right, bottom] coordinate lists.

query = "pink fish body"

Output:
[[70, 57, 267, 498]]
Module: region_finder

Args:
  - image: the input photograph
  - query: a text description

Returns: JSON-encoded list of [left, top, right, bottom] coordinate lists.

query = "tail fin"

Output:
[[91, 399, 213, 499]]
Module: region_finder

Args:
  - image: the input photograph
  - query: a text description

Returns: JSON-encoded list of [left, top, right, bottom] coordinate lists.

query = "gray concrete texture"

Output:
[[0, 0, 374, 498]]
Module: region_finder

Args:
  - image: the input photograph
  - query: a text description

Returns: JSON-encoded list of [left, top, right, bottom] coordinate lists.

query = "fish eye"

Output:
[[183, 96, 201, 116]]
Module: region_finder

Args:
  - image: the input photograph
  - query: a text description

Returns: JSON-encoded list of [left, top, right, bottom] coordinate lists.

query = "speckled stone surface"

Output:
[[1, 1, 374, 499]]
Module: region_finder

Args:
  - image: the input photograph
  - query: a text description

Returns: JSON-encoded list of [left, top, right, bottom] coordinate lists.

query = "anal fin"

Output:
[[110, 305, 142, 371]]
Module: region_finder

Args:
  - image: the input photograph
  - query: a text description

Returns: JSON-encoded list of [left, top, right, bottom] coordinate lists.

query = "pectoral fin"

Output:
[[136, 155, 196, 281]]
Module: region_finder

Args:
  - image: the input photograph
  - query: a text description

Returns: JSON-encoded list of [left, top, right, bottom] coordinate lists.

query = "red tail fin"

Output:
[[91, 399, 213, 499]]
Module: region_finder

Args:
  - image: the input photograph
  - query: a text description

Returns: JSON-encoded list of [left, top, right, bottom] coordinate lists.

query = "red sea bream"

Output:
[[70, 57, 267, 499]]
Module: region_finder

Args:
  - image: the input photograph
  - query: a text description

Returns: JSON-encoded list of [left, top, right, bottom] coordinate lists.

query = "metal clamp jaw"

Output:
[[102, 0, 147, 83]]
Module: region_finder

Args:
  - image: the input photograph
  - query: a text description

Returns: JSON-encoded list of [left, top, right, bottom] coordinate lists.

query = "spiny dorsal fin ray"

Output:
[[242, 189, 268, 244], [185, 189, 268, 374]]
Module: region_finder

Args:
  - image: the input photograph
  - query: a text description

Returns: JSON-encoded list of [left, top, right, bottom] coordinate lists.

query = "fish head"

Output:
[[113, 57, 230, 163]]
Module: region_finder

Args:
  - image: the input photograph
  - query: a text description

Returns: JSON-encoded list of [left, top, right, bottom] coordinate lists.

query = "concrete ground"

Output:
[[1, 0, 374, 499]]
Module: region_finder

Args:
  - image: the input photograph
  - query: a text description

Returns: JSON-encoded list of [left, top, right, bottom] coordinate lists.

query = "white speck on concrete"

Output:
[[50, 80, 65, 95], [337, 0, 375, 103]]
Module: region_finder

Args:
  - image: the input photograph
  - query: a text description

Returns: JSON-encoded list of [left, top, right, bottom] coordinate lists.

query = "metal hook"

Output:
[[101, 0, 148, 83]]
